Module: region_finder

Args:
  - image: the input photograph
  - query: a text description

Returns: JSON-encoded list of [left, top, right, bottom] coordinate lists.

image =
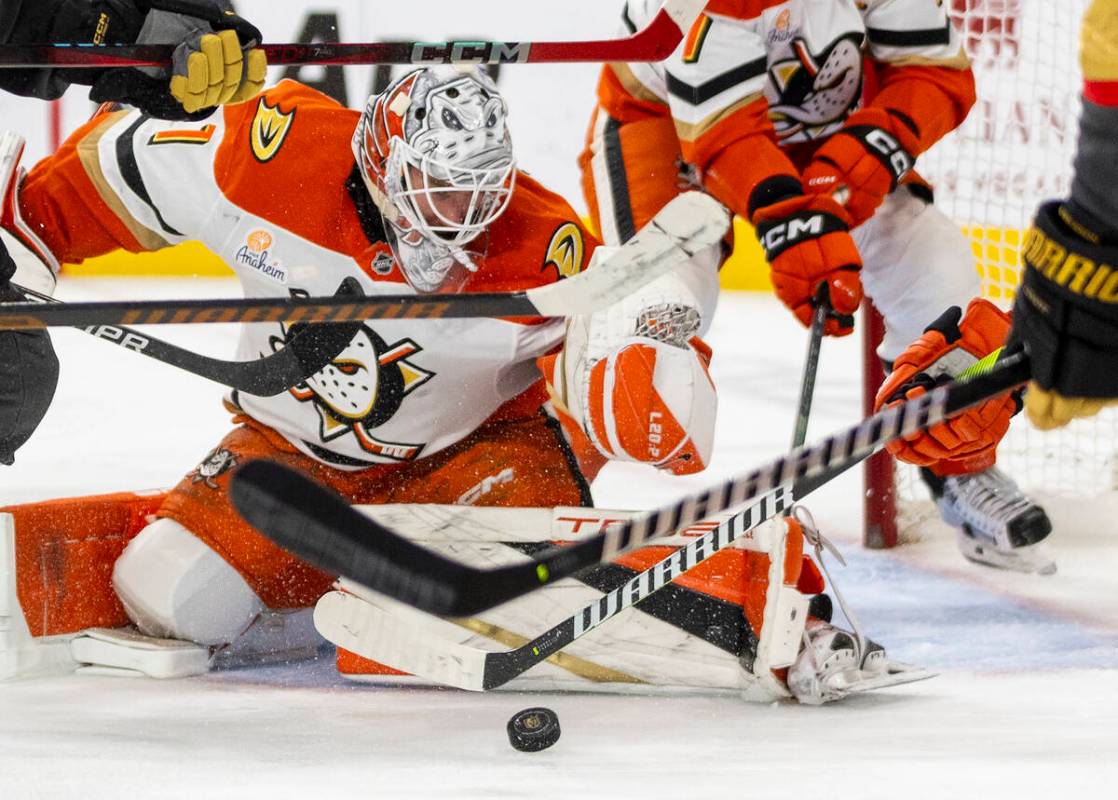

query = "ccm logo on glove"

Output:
[[759, 211, 847, 257], [863, 128, 913, 180]]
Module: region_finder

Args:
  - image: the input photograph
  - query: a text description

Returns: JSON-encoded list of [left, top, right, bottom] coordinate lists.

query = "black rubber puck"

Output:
[[507, 707, 561, 752]]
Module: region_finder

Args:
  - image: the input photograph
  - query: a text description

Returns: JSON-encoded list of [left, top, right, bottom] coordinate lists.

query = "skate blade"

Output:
[[842, 661, 938, 695], [958, 536, 1057, 576]]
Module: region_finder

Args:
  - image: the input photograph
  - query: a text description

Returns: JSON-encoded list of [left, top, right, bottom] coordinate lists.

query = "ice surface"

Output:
[[3, 281, 1117, 798]]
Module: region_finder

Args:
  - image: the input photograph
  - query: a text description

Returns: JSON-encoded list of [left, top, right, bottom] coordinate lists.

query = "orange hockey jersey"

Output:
[[18, 80, 597, 468], [595, 0, 976, 219]]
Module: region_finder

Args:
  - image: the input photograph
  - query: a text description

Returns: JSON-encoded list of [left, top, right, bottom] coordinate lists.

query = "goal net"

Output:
[[863, 0, 1118, 547]]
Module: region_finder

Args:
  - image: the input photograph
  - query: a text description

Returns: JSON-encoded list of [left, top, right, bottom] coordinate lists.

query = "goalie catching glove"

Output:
[[874, 298, 1019, 476], [751, 188, 863, 337], [539, 244, 720, 476], [801, 108, 918, 229]]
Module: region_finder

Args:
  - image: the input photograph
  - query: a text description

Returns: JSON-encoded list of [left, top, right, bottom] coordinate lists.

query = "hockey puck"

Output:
[[507, 707, 561, 752]]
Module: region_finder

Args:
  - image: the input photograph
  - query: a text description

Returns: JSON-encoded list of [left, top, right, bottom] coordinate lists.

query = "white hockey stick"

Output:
[[0, 192, 730, 330]]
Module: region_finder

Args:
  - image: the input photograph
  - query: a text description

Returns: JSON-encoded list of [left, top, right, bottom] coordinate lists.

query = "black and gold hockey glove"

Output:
[[42, 0, 266, 120], [89, 0, 266, 119], [1011, 201, 1118, 429]]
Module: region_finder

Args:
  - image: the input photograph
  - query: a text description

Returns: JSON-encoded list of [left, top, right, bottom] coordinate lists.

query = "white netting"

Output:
[[891, 0, 1118, 535]]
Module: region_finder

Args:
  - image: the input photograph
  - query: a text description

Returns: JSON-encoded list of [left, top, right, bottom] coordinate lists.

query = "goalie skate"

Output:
[[927, 467, 1057, 576], [786, 619, 935, 704]]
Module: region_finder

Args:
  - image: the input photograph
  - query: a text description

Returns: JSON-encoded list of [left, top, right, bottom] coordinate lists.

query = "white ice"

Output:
[[3, 280, 1118, 799]]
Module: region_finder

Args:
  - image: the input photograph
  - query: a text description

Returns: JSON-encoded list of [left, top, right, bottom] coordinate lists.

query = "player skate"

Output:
[[876, 300, 1058, 575], [924, 466, 1056, 575]]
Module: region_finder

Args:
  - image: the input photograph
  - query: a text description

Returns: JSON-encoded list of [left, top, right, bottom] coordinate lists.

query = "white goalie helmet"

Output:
[[353, 67, 517, 292]]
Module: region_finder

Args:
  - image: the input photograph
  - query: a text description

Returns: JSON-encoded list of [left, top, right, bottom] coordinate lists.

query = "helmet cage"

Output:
[[384, 135, 516, 249]]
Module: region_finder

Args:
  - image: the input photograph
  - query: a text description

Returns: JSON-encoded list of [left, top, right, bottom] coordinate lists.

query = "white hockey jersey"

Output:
[[18, 81, 596, 468]]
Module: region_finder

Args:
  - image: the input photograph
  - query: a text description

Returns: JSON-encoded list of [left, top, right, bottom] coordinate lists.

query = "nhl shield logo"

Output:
[[251, 97, 296, 163]]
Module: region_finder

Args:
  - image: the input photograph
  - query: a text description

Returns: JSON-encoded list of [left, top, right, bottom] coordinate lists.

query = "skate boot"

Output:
[[787, 618, 887, 705], [923, 466, 1056, 575]]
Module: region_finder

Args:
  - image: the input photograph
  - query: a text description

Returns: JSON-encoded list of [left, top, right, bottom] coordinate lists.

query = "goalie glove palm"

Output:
[[875, 298, 1018, 476]]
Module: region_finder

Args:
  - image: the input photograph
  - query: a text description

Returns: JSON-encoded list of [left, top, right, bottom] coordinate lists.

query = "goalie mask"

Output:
[[353, 67, 517, 292]]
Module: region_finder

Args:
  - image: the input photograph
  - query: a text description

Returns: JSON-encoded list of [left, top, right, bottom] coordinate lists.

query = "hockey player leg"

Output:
[[922, 467, 1055, 575], [859, 190, 1054, 571]]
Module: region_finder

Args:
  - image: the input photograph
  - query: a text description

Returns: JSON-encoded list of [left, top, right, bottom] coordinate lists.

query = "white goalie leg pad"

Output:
[[318, 510, 811, 699], [112, 518, 264, 646], [1, 513, 80, 680], [1, 131, 60, 297], [105, 518, 322, 674]]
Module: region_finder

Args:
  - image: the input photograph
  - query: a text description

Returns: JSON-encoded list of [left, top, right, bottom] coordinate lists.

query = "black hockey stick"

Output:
[[0, 193, 729, 331], [13, 282, 360, 395], [230, 352, 1033, 618], [0, 0, 705, 68], [792, 292, 830, 449]]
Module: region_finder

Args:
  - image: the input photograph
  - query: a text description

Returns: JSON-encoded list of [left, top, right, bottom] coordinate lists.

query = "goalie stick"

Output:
[[0, 0, 705, 68], [12, 282, 360, 396], [229, 351, 1033, 618], [0, 192, 728, 331]]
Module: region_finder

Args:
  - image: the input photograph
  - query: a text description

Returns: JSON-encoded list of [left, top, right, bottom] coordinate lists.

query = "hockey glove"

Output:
[[1011, 201, 1118, 429], [87, 0, 266, 120], [751, 192, 863, 336], [801, 108, 917, 229], [875, 299, 1019, 476], [540, 336, 716, 476]]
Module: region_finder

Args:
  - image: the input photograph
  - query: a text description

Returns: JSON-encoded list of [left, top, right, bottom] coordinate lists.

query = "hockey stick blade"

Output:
[[230, 352, 1031, 618], [0, 192, 728, 331], [14, 282, 360, 395], [0, 0, 706, 68]]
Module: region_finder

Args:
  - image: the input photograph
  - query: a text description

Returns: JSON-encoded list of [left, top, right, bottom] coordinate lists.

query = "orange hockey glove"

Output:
[[874, 299, 1019, 476], [751, 193, 863, 336], [540, 337, 716, 476], [801, 108, 918, 229]]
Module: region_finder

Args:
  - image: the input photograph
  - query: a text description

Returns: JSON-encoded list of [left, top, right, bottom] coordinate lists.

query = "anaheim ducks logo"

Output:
[[767, 33, 865, 142], [190, 447, 238, 490], [271, 321, 434, 462], [543, 222, 585, 279], [251, 97, 296, 162]]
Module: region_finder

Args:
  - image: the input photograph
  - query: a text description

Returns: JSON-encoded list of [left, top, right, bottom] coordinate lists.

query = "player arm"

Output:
[[802, 0, 975, 227], [1008, 0, 1118, 430], [13, 107, 226, 266], [861, 0, 976, 154]]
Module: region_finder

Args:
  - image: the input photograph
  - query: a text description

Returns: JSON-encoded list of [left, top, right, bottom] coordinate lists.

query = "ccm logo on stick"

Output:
[[411, 41, 532, 64]]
